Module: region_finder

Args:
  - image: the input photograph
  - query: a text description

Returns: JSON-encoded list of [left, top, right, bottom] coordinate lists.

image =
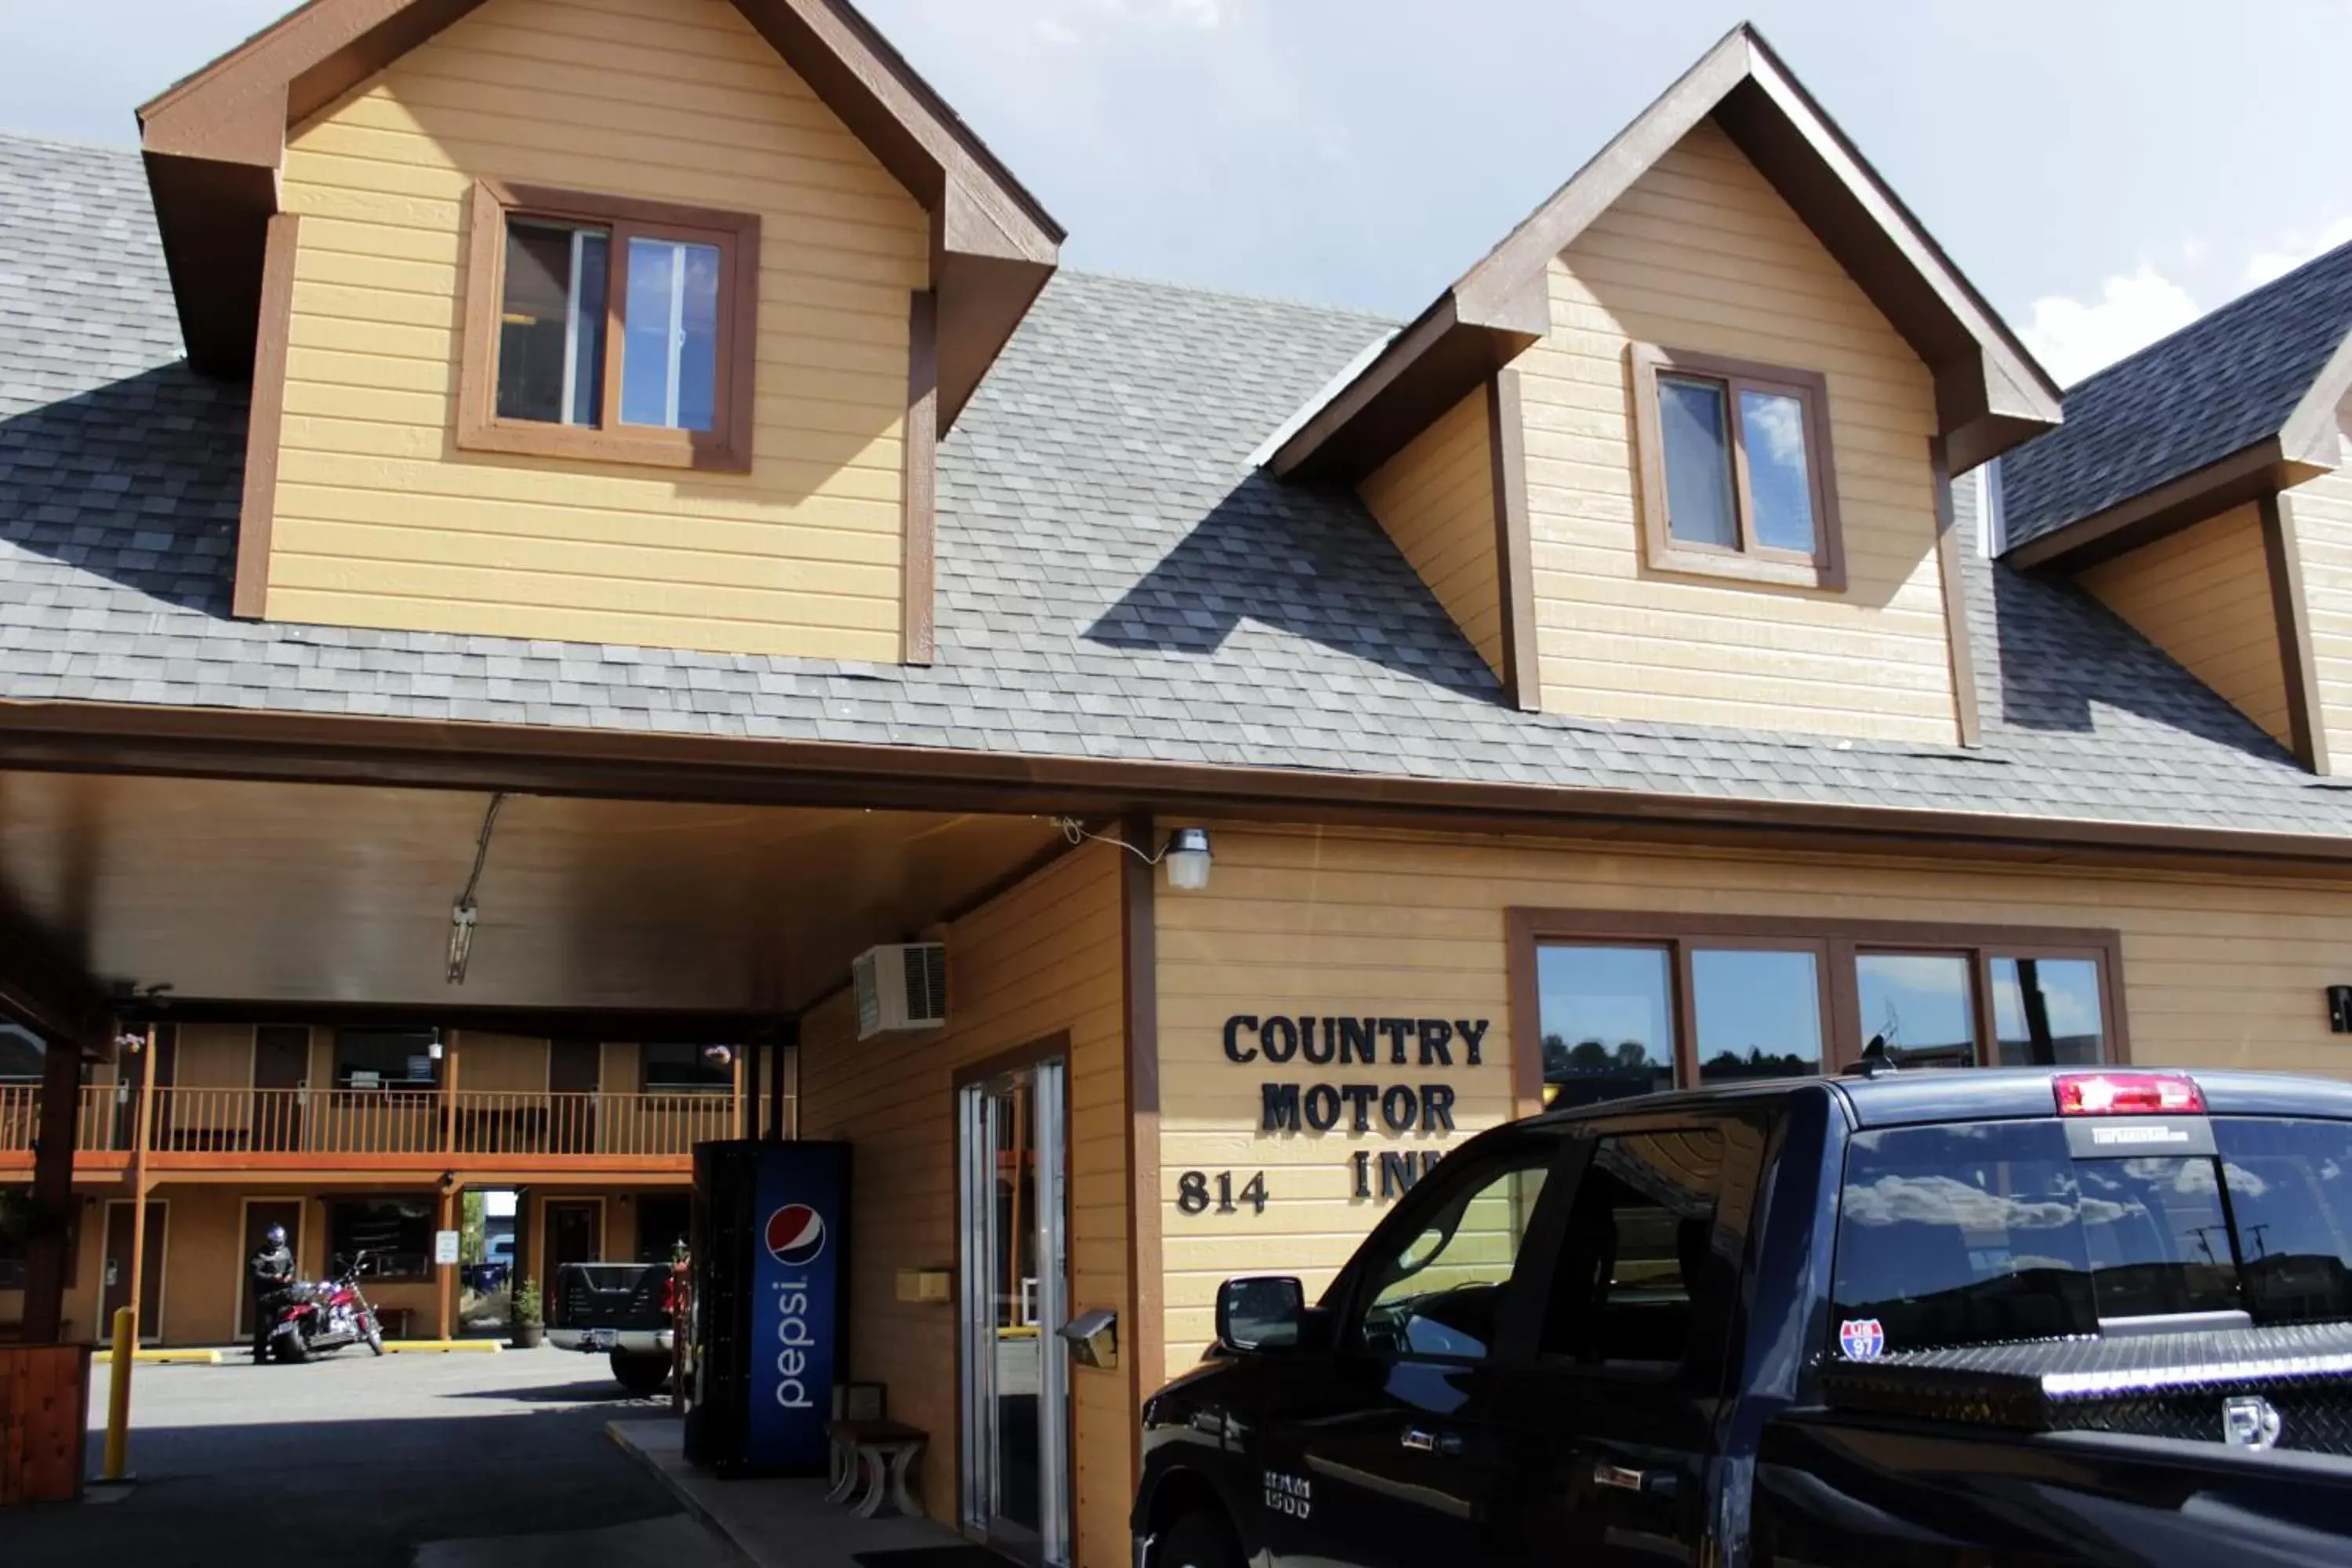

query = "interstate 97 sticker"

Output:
[[1838, 1318, 1886, 1360]]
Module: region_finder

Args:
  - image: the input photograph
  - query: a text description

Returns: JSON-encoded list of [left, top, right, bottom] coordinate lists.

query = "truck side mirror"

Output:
[[1216, 1275, 1305, 1352]]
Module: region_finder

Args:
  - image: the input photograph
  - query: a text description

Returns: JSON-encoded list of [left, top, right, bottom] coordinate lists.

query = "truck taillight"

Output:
[[2054, 1071, 2204, 1116]]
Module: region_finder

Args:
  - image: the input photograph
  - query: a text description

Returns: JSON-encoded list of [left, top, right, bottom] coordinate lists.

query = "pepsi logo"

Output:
[[766, 1204, 826, 1267]]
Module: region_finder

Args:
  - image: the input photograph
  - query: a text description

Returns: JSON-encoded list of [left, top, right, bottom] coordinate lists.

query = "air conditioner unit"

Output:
[[853, 942, 948, 1039]]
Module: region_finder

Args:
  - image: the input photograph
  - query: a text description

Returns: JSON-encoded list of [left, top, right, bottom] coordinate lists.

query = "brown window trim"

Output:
[[1627, 343, 1846, 591], [457, 179, 760, 474], [1504, 909, 2130, 1111]]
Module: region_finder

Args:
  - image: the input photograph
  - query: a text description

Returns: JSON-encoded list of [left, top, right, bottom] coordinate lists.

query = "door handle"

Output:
[[1594, 1462, 1675, 1497], [1401, 1428, 1464, 1456]]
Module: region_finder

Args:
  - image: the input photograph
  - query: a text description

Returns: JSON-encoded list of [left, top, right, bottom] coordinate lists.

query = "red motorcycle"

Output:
[[267, 1250, 387, 1363]]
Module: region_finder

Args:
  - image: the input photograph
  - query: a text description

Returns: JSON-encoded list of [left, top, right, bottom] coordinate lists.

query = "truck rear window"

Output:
[[1830, 1116, 2352, 1356]]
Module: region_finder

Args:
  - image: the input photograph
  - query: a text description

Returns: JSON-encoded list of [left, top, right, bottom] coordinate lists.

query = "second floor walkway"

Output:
[[0, 1083, 739, 1174]]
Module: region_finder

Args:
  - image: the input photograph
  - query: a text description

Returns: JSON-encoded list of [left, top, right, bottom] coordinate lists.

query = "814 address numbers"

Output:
[[1176, 1169, 1269, 1214]]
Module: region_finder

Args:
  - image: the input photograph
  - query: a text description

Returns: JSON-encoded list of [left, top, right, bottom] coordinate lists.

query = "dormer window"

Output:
[[1628, 343, 1845, 590], [456, 180, 760, 473]]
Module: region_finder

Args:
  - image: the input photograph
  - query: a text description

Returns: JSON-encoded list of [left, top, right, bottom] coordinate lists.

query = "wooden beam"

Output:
[[1119, 811, 1163, 1479], [18, 1040, 87, 1341]]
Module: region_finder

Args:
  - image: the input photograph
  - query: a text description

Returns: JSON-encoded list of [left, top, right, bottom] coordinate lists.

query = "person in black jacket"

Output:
[[249, 1224, 296, 1363]]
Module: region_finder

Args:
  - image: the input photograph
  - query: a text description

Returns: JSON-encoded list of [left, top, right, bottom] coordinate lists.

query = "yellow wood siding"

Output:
[[2292, 444, 2352, 768], [797, 844, 1133, 1562], [453, 1032, 548, 1094], [269, 0, 927, 659], [1152, 823, 2352, 1377], [2078, 502, 2291, 748], [1515, 118, 1955, 742], [1357, 383, 1503, 677]]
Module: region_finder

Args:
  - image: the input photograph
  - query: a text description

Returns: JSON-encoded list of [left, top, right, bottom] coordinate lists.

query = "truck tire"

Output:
[[612, 1351, 670, 1396], [1158, 1511, 1239, 1568]]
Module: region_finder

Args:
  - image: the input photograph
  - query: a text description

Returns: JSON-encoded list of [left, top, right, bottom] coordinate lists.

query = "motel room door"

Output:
[[102, 1200, 167, 1342], [957, 1055, 1071, 1568]]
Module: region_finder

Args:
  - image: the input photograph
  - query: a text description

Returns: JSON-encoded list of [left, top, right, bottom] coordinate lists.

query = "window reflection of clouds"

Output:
[[1842, 1174, 2077, 1232]]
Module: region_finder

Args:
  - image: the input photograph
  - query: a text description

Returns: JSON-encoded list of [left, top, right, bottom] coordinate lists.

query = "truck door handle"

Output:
[[1595, 1462, 1675, 1497], [1402, 1428, 1463, 1455]]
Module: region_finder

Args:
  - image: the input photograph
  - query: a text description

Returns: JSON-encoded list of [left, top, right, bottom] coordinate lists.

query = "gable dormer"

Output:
[[2000, 239, 2352, 775], [1279, 26, 2060, 743], [138, 0, 1060, 666]]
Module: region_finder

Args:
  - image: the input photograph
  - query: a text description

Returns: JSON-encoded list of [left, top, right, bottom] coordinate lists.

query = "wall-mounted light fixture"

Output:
[[1051, 818, 1214, 893], [427, 1027, 445, 1062], [1163, 827, 1213, 891]]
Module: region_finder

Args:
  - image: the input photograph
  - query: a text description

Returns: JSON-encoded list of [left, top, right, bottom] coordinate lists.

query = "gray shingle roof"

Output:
[[2000, 239, 2352, 551], [5, 132, 2350, 841]]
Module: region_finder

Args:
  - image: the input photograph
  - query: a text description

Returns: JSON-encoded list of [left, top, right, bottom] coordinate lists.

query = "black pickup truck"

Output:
[[1132, 1067, 2352, 1566], [549, 1260, 677, 1396]]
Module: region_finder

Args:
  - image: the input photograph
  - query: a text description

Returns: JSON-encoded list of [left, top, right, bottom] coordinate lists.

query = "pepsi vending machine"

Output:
[[685, 1138, 850, 1477]]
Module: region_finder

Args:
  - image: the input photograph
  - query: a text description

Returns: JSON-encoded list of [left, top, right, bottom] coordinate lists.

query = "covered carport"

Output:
[[0, 718, 1108, 1511]]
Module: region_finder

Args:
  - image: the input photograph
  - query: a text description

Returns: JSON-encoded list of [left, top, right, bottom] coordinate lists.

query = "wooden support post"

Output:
[[732, 1037, 749, 1141], [124, 1025, 158, 1348], [767, 1036, 786, 1141], [20, 1033, 86, 1343], [441, 1029, 461, 1154]]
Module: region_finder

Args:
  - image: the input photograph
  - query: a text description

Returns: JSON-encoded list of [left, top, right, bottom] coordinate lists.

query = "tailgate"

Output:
[[550, 1262, 667, 1330], [1822, 1321, 2352, 1454]]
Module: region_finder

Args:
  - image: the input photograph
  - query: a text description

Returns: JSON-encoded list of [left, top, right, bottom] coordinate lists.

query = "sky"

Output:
[[10, 0, 2352, 387]]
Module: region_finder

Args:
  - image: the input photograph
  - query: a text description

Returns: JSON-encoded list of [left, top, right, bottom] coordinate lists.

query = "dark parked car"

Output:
[[1133, 1066, 2352, 1566]]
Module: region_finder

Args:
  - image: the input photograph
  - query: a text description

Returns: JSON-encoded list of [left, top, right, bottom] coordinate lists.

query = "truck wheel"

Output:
[[611, 1351, 670, 1397], [1158, 1512, 1238, 1568]]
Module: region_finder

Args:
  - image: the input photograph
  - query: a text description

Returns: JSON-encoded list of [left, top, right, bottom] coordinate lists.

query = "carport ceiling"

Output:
[[0, 771, 1065, 1015]]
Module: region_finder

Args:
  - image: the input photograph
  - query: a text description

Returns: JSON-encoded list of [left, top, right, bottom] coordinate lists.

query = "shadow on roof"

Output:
[[1976, 555, 2298, 763], [0, 363, 243, 618], [1080, 470, 1507, 703]]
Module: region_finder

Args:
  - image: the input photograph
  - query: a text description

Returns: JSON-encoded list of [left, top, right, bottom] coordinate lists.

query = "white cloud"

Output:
[[2244, 214, 2352, 288], [2019, 264, 2201, 387]]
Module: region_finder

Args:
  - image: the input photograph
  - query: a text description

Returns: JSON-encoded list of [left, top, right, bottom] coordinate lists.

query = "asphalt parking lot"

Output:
[[6, 1345, 736, 1568]]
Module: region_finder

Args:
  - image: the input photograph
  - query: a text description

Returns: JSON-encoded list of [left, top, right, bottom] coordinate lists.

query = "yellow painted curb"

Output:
[[383, 1340, 504, 1353], [93, 1348, 223, 1365]]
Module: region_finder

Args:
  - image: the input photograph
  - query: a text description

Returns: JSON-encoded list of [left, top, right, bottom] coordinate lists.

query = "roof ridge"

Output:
[[2056, 230, 2352, 397]]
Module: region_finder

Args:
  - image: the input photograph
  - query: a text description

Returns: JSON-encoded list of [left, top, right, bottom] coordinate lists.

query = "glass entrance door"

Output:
[[957, 1058, 1069, 1566]]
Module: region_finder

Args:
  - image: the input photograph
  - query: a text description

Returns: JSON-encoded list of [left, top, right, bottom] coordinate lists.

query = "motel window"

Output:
[[329, 1196, 434, 1282], [459, 180, 758, 472], [1525, 914, 2122, 1106], [641, 1042, 735, 1095], [0, 1022, 41, 1081], [333, 1029, 439, 1091], [1628, 343, 1843, 590]]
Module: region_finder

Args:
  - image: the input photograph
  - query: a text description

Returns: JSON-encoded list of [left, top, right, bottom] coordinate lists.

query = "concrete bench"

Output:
[[822, 1418, 925, 1519]]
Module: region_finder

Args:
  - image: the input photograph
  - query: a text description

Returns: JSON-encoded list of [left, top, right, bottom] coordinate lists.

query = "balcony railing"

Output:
[[0, 1086, 737, 1161]]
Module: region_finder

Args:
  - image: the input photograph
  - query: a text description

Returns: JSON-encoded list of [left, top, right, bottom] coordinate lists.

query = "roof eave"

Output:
[[1271, 23, 2060, 485], [2003, 437, 2332, 572]]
